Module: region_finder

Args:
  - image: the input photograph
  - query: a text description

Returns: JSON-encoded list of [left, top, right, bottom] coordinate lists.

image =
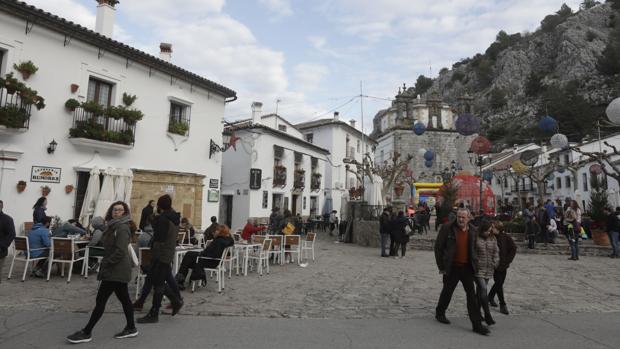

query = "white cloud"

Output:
[[23, 0, 95, 28], [258, 0, 294, 17], [293, 63, 329, 92]]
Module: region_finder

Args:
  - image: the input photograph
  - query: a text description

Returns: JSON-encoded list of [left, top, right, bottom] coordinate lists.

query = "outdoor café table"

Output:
[[174, 245, 203, 274], [234, 242, 261, 276]]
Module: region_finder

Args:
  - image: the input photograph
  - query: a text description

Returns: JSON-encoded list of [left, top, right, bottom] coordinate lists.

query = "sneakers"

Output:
[[435, 314, 451, 324], [137, 310, 159, 324], [66, 330, 92, 344], [114, 327, 138, 339]]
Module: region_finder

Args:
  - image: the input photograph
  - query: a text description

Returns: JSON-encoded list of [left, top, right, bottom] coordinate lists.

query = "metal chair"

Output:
[[301, 232, 317, 261], [7, 236, 49, 281], [192, 247, 231, 293], [248, 238, 272, 275], [135, 248, 152, 298]]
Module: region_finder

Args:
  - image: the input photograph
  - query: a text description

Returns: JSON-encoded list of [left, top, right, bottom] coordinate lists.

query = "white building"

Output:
[[0, 1, 236, 229], [220, 102, 329, 230], [295, 112, 377, 219]]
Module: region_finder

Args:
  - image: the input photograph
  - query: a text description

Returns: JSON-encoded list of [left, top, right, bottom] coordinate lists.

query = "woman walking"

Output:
[[473, 220, 499, 326], [391, 211, 410, 258], [66, 201, 137, 343], [488, 220, 517, 315], [564, 201, 579, 260], [32, 197, 48, 224]]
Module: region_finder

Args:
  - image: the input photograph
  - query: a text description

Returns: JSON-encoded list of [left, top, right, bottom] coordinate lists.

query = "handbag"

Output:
[[405, 223, 413, 236], [115, 229, 139, 266]]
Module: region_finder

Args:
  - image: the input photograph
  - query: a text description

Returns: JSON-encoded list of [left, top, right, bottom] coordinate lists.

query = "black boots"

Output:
[[472, 323, 490, 336], [499, 304, 509, 315], [175, 273, 186, 291], [484, 313, 496, 326], [489, 299, 498, 307], [435, 314, 450, 324], [164, 285, 184, 316], [137, 309, 158, 324]]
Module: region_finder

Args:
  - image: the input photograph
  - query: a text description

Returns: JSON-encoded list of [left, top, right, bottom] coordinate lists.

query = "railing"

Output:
[[273, 166, 287, 187], [294, 170, 305, 189], [358, 204, 383, 221], [0, 87, 32, 129], [69, 107, 136, 146], [311, 173, 321, 191]]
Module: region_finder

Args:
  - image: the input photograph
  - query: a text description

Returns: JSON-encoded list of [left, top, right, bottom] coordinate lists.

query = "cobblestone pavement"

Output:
[[1, 234, 620, 320]]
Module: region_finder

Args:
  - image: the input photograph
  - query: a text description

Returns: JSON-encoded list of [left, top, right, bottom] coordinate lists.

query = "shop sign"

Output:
[[31, 166, 61, 183]]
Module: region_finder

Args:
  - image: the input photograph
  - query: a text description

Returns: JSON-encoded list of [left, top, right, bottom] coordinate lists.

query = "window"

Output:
[[556, 177, 562, 189], [274, 145, 284, 159], [305, 133, 313, 143], [168, 101, 191, 135], [278, 124, 287, 132], [563, 154, 570, 165], [357, 140, 361, 153], [87, 78, 113, 106], [504, 179, 508, 188], [380, 150, 384, 163], [565, 176, 571, 188], [0, 50, 5, 74], [582, 173, 588, 191]]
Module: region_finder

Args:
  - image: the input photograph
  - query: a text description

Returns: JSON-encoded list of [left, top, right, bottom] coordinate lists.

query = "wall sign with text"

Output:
[[250, 168, 262, 190], [31, 166, 61, 183], [209, 179, 219, 189]]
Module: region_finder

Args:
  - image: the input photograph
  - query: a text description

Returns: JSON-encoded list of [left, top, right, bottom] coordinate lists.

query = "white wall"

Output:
[[0, 12, 229, 227]]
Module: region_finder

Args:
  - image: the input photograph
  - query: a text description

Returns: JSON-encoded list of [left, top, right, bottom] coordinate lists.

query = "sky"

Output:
[[23, 0, 582, 131]]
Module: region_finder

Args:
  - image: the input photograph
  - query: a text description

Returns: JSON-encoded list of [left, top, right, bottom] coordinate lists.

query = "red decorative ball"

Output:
[[470, 136, 491, 154]]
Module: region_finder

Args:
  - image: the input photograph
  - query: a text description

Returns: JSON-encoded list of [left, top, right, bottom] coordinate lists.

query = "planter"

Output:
[[70, 84, 79, 93], [41, 186, 51, 196], [65, 184, 74, 194], [16, 181, 27, 193], [592, 229, 610, 246]]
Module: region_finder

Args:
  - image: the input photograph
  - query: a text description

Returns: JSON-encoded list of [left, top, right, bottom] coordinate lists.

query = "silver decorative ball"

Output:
[[606, 98, 620, 124], [550, 133, 568, 149]]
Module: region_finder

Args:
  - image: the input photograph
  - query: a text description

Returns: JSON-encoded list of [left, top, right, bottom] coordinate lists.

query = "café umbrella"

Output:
[[78, 166, 100, 228]]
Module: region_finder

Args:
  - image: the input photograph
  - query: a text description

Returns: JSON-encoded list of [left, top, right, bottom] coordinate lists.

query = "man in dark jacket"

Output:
[[204, 216, 218, 240], [488, 221, 517, 315], [139, 200, 154, 231], [379, 208, 391, 257], [434, 208, 489, 335], [604, 207, 620, 258], [0, 200, 16, 283], [138, 195, 183, 323]]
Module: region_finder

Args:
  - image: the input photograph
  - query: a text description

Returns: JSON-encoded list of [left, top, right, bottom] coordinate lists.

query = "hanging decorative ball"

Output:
[[538, 115, 558, 134], [550, 133, 569, 149], [470, 136, 491, 154], [413, 122, 426, 135], [606, 97, 620, 124], [511, 160, 528, 175], [546, 173, 555, 181], [424, 160, 433, 168], [455, 113, 481, 136], [424, 149, 435, 161], [589, 164, 603, 175], [417, 148, 427, 157], [520, 150, 539, 166], [482, 169, 493, 182]]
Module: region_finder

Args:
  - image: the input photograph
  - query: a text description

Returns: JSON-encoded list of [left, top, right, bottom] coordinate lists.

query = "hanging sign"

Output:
[[31, 166, 61, 183]]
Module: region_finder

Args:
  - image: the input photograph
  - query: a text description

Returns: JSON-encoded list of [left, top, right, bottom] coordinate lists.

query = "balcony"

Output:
[[310, 173, 321, 191], [0, 87, 32, 134], [294, 169, 306, 190], [69, 107, 135, 151], [273, 165, 287, 187]]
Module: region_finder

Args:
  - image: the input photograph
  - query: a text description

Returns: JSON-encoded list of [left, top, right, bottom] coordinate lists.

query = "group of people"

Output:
[[379, 208, 414, 258], [434, 208, 517, 336]]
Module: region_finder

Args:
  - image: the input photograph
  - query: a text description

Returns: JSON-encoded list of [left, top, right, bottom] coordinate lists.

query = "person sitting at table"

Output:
[[241, 218, 266, 241], [52, 218, 87, 238], [175, 224, 234, 290], [203, 216, 218, 240], [180, 217, 197, 245], [28, 216, 52, 277]]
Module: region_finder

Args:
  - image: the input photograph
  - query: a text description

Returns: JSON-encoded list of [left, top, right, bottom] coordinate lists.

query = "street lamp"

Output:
[[468, 150, 485, 213]]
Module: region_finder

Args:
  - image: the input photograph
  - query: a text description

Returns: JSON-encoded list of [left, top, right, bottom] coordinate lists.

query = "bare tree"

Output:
[[572, 141, 620, 185]]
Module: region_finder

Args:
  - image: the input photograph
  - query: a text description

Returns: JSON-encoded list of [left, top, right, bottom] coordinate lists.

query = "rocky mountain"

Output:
[[421, 1, 620, 149]]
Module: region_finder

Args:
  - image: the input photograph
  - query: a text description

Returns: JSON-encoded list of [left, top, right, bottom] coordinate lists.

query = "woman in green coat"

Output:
[[67, 201, 138, 344]]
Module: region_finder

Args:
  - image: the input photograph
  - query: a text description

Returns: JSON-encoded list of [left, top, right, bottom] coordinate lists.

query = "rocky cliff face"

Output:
[[429, 3, 620, 148]]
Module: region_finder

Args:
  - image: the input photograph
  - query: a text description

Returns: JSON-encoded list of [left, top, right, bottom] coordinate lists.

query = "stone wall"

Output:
[[131, 170, 205, 228], [352, 220, 380, 248]]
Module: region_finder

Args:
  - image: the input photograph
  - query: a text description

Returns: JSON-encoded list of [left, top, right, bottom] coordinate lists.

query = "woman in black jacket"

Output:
[[392, 211, 411, 258], [32, 197, 48, 224], [175, 224, 234, 288], [66, 201, 137, 344]]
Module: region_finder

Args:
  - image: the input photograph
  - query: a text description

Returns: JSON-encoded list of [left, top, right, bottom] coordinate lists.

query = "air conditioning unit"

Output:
[[335, 182, 343, 189]]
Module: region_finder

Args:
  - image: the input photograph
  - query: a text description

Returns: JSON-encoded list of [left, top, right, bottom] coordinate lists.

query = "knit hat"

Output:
[[157, 194, 172, 210]]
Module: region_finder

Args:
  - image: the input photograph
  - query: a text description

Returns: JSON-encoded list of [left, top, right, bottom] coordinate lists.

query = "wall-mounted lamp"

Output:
[[47, 139, 57, 154], [209, 131, 232, 159]]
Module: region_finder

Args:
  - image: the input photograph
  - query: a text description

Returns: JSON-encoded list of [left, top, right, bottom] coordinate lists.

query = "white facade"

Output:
[[296, 116, 376, 220], [0, 3, 235, 229], [221, 115, 328, 231]]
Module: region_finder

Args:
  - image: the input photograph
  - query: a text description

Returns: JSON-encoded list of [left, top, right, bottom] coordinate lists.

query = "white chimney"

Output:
[[349, 119, 356, 128], [159, 43, 172, 62], [95, 0, 118, 38], [333, 111, 340, 121], [251, 102, 263, 125]]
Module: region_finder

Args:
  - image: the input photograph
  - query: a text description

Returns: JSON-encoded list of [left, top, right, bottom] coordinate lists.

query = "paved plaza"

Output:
[[1, 234, 619, 348]]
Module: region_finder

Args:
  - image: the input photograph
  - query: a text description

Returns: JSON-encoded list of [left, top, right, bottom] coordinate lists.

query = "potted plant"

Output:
[[16, 180, 27, 193], [41, 185, 51, 196], [65, 184, 74, 194], [13, 61, 38, 80], [122, 108, 144, 125], [81, 100, 105, 116], [3, 73, 24, 94], [34, 95, 45, 110], [70, 84, 79, 93], [65, 98, 80, 112], [168, 119, 189, 135]]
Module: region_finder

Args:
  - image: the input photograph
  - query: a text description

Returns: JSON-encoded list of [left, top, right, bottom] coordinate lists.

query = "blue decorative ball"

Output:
[[413, 122, 426, 135], [424, 149, 434, 161], [424, 160, 433, 168], [455, 113, 481, 136], [538, 115, 558, 134], [482, 169, 493, 182]]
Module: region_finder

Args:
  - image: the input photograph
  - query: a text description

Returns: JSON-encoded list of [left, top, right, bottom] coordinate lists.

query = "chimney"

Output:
[[95, 0, 118, 38], [349, 119, 356, 128], [333, 111, 340, 121], [159, 43, 172, 62], [251, 102, 263, 125]]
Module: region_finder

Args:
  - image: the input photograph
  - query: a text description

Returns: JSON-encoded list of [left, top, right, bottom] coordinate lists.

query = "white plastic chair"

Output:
[[46, 237, 87, 283], [266, 235, 284, 265], [135, 248, 152, 298], [7, 236, 49, 281], [301, 232, 317, 261], [225, 244, 240, 278], [283, 235, 302, 265], [194, 233, 206, 248], [192, 247, 231, 293], [248, 238, 271, 275], [84, 246, 105, 278]]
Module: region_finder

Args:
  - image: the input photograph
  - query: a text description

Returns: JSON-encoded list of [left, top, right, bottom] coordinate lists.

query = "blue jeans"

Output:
[[608, 231, 619, 256], [568, 237, 579, 259], [380, 233, 390, 256]]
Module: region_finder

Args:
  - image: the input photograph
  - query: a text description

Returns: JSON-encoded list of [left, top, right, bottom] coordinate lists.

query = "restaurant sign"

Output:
[[31, 166, 61, 183]]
